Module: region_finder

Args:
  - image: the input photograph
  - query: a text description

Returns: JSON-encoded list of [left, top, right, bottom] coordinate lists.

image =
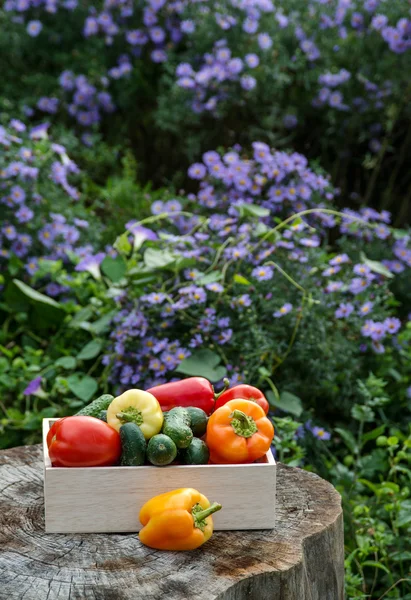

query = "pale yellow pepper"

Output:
[[107, 389, 163, 439]]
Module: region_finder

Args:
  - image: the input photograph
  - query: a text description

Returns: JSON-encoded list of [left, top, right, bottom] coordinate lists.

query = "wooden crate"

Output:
[[42, 418, 276, 533]]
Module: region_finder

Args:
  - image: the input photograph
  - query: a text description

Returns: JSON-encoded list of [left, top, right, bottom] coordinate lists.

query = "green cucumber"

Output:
[[98, 410, 107, 422], [147, 434, 177, 466], [162, 407, 193, 449], [180, 438, 210, 465], [75, 394, 114, 417], [120, 423, 146, 466], [186, 407, 208, 437]]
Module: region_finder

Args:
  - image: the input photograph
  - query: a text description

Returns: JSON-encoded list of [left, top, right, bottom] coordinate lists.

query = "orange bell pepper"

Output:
[[206, 399, 274, 464], [139, 488, 222, 551]]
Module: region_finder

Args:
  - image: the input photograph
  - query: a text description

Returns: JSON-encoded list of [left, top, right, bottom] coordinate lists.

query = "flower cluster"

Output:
[[58, 71, 115, 137], [176, 42, 260, 114], [0, 119, 93, 283]]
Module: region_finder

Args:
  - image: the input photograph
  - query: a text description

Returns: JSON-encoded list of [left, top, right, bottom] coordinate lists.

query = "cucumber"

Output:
[[75, 394, 114, 417], [186, 407, 208, 437], [147, 434, 177, 466], [120, 423, 146, 466], [162, 407, 193, 449], [180, 438, 210, 465], [98, 410, 107, 422]]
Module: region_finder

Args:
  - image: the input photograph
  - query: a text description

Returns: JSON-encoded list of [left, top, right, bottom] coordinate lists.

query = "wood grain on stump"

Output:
[[0, 445, 344, 600]]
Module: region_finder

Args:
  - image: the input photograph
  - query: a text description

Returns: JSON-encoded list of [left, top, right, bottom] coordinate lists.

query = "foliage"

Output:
[[1, 0, 411, 215]]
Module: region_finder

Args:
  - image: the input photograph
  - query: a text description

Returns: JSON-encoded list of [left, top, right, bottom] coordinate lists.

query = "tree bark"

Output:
[[0, 444, 344, 600]]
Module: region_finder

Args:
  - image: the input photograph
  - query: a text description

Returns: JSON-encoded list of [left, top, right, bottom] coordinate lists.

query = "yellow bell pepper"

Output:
[[107, 389, 163, 439], [139, 488, 222, 551]]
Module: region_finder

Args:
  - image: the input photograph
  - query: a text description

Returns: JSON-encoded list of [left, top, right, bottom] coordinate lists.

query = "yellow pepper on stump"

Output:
[[139, 488, 222, 551]]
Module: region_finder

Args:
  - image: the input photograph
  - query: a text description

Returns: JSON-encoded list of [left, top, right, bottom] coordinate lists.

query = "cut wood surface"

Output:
[[0, 444, 344, 600]]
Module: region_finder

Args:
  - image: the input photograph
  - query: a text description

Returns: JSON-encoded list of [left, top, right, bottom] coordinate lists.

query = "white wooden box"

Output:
[[42, 418, 276, 533]]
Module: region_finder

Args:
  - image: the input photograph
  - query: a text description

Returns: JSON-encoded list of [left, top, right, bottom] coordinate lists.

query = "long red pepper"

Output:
[[147, 377, 229, 415], [214, 384, 270, 414]]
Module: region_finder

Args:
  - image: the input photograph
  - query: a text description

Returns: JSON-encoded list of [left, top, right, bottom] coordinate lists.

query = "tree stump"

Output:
[[0, 445, 344, 600]]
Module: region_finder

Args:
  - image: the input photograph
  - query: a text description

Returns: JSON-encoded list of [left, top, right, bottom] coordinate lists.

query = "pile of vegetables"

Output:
[[46, 378, 274, 468]]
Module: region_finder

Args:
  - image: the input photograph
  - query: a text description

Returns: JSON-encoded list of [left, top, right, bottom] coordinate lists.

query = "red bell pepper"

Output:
[[213, 384, 269, 415], [147, 377, 229, 415], [47, 416, 122, 467]]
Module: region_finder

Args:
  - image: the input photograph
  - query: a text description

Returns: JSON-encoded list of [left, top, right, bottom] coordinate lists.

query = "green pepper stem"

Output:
[[213, 378, 230, 400], [193, 502, 222, 525], [230, 409, 258, 438]]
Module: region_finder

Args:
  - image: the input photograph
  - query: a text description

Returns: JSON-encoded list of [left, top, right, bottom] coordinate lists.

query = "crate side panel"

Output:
[[44, 462, 276, 533]]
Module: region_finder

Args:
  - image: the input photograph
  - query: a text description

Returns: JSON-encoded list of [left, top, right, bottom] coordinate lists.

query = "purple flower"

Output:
[[349, 278, 370, 295], [258, 33, 272, 50], [311, 426, 331, 441], [335, 303, 354, 319], [245, 53, 259, 68], [322, 266, 341, 277], [252, 265, 274, 281], [206, 282, 224, 293], [30, 122, 50, 139], [25, 258, 39, 275], [235, 294, 252, 308], [188, 163, 206, 179], [141, 292, 167, 304], [23, 377, 42, 395], [240, 75, 257, 90], [358, 302, 374, 316], [329, 254, 350, 266], [27, 20, 42, 37], [181, 20, 195, 34], [243, 18, 259, 34], [9, 185, 26, 204], [15, 206, 34, 223], [353, 264, 371, 277], [371, 14, 388, 31], [375, 224, 390, 240], [325, 281, 344, 293], [274, 303, 293, 318], [283, 114, 298, 129], [3, 224, 17, 240], [384, 317, 401, 334], [75, 252, 105, 279], [371, 341, 385, 354], [125, 222, 158, 244], [151, 49, 167, 63], [370, 322, 387, 341], [179, 285, 207, 304], [189, 334, 203, 348], [216, 329, 233, 345]]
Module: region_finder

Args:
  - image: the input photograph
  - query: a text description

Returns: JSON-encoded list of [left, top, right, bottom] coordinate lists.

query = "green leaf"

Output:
[[267, 390, 303, 417], [101, 256, 127, 282], [175, 349, 227, 382], [114, 232, 132, 255], [361, 425, 386, 444], [77, 339, 103, 361], [335, 428, 358, 453], [55, 356, 77, 370], [351, 404, 375, 422], [89, 311, 115, 335], [237, 203, 270, 218], [391, 551, 411, 561], [359, 252, 394, 278], [67, 374, 98, 402], [197, 271, 222, 285], [12, 279, 62, 309], [233, 274, 251, 285], [69, 306, 94, 328], [361, 561, 390, 574], [144, 248, 176, 269]]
